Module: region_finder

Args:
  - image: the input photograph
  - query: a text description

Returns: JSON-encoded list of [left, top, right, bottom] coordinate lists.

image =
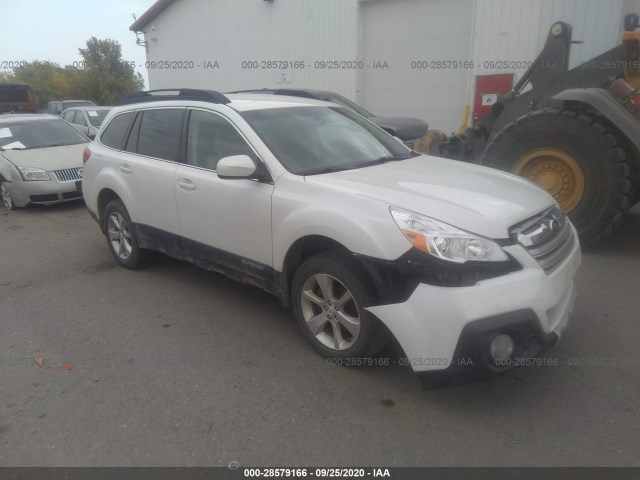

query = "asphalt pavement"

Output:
[[1, 201, 639, 467]]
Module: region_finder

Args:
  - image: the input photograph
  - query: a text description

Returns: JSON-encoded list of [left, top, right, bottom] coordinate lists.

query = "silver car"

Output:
[[60, 106, 112, 139], [0, 114, 89, 210]]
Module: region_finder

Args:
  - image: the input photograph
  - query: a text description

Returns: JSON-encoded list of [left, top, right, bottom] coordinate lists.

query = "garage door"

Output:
[[359, 0, 473, 133]]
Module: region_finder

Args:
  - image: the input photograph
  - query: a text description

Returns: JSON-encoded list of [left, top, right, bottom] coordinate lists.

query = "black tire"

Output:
[[103, 199, 155, 269], [482, 109, 634, 245], [291, 250, 387, 360]]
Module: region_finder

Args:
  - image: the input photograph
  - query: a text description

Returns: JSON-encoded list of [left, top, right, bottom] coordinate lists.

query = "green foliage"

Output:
[[0, 71, 14, 82], [10, 61, 71, 107], [77, 37, 145, 105], [6, 37, 144, 108]]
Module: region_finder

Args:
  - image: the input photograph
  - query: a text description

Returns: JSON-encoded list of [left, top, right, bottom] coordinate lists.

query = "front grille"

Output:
[[510, 206, 576, 274], [53, 167, 83, 182]]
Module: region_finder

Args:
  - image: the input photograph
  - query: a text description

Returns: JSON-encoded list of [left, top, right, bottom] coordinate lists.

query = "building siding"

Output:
[[142, 0, 359, 98], [140, 0, 633, 132]]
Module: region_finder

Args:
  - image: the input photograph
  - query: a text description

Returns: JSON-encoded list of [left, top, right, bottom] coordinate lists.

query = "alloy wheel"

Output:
[[1, 184, 13, 210], [107, 212, 133, 260], [299, 273, 361, 350]]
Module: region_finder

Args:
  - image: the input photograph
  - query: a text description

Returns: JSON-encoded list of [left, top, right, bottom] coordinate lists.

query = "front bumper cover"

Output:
[[9, 178, 83, 207], [415, 308, 565, 387], [366, 237, 580, 382]]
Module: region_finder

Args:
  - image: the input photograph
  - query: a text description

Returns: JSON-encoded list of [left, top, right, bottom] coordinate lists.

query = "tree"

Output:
[[5, 37, 144, 108], [10, 61, 71, 107], [77, 37, 144, 105]]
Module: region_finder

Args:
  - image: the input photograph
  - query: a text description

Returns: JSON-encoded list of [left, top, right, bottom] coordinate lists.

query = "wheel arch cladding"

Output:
[[97, 188, 122, 231], [279, 236, 376, 309]]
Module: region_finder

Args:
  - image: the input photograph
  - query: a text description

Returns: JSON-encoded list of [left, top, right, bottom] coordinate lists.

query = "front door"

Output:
[[174, 109, 274, 281]]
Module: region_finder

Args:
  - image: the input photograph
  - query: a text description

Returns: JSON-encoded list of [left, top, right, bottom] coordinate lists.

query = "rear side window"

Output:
[[72, 111, 85, 125], [136, 109, 183, 161], [100, 112, 135, 150]]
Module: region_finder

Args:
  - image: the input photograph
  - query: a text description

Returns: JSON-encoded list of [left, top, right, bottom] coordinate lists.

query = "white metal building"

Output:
[[131, 0, 640, 132]]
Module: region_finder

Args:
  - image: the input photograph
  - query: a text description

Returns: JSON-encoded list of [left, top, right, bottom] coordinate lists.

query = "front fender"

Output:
[[271, 175, 411, 270]]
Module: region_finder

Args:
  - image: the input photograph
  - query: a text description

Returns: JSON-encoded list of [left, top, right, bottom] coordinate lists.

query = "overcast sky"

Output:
[[1, 0, 154, 86]]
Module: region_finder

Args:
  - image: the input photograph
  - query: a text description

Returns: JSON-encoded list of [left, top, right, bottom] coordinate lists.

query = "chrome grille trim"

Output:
[[53, 167, 83, 182], [510, 206, 576, 274]]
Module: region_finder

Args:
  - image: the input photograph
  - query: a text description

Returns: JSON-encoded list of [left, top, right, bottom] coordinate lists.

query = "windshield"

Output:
[[0, 119, 88, 150], [316, 93, 374, 118], [241, 106, 417, 175], [86, 108, 111, 127]]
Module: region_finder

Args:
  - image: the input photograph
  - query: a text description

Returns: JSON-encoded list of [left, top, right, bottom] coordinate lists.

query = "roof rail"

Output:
[[117, 89, 231, 106]]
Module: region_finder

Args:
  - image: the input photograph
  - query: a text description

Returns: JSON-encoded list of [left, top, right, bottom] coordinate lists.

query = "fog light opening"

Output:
[[490, 334, 515, 363]]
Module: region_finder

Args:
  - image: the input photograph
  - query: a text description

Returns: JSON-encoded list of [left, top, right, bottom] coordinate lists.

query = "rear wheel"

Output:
[[103, 199, 155, 269], [291, 251, 386, 360], [483, 109, 634, 245], [1, 182, 15, 210]]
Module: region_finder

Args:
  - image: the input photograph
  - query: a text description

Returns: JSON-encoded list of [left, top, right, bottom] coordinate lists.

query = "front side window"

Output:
[[241, 106, 415, 175], [136, 109, 183, 161], [72, 111, 86, 126], [186, 110, 255, 171], [100, 111, 135, 150]]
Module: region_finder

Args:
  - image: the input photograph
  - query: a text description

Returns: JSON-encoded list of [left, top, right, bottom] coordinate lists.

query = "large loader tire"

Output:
[[482, 108, 635, 245]]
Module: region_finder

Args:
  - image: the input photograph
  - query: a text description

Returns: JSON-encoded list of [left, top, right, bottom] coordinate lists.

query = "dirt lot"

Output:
[[1, 202, 639, 467]]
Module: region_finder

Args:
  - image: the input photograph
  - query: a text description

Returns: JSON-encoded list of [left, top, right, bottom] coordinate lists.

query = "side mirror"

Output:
[[217, 155, 257, 179]]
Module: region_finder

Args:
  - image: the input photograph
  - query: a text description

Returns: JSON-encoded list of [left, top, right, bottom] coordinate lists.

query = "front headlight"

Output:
[[19, 167, 50, 181], [390, 207, 509, 263]]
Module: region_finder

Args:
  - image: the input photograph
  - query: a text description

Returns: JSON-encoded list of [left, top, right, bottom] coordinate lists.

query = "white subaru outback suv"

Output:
[[82, 89, 580, 385]]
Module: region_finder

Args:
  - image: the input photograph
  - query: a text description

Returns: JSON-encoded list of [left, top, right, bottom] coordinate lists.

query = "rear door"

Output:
[[174, 108, 274, 274], [100, 108, 183, 239]]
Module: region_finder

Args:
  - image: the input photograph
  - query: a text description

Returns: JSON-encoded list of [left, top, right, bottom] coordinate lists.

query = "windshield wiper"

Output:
[[350, 154, 412, 170], [303, 165, 353, 176], [304, 154, 416, 176]]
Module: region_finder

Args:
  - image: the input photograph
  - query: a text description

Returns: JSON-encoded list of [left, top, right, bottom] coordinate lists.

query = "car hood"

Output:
[[1, 143, 87, 171], [305, 155, 555, 239], [369, 116, 429, 141]]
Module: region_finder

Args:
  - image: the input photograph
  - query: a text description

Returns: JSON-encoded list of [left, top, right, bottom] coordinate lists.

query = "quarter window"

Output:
[[100, 112, 135, 150], [186, 110, 255, 170]]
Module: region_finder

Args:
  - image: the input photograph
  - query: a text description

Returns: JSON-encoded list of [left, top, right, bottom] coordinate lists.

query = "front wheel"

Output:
[[1, 182, 15, 210], [291, 251, 386, 360], [482, 109, 634, 245], [103, 199, 155, 269]]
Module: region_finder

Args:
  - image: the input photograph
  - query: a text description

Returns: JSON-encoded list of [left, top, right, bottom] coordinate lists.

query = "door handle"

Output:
[[119, 164, 132, 175], [177, 178, 196, 191]]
